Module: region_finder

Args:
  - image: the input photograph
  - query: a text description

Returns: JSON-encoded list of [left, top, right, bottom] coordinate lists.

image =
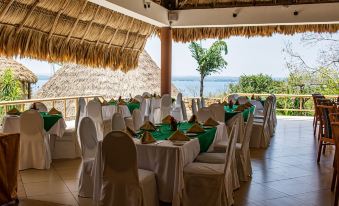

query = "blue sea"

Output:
[[32, 75, 239, 97]]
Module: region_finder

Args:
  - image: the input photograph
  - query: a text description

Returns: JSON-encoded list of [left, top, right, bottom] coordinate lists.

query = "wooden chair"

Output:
[[317, 103, 336, 163], [330, 119, 339, 206], [312, 95, 325, 136]]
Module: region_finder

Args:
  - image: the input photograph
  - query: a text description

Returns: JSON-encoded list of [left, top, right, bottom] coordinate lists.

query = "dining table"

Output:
[[2, 112, 67, 137], [224, 105, 255, 122], [92, 121, 228, 205]]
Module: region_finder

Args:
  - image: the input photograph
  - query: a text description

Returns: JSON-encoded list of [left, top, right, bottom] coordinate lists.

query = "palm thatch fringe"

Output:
[[0, 0, 156, 71], [171, 24, 339, 42]]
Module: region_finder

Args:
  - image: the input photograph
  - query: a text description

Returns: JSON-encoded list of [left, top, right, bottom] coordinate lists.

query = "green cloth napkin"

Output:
[[39, 112, 62, 131], [144, 122, 216, 153], [224, 105, 255, 122]]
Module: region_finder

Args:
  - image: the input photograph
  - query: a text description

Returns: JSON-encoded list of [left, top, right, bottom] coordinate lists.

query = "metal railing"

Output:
[[0, 95, 101, 120]]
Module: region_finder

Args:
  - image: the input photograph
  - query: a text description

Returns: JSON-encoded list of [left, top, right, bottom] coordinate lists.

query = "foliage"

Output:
[[189, 40, 228, 97], [0, 68, 22, 101], [228, 74, 281, 94]]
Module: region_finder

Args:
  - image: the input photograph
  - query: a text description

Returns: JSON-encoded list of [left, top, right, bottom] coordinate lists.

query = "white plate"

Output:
[[172, 141, 188, 146], [185, 133, 198, 137]]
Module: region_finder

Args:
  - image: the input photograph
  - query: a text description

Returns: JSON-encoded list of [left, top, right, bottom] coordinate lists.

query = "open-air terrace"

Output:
[[0, 0, 339, 206]]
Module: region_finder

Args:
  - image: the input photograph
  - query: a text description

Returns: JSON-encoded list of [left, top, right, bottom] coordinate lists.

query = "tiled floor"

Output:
[[16, 117, 335, 206]]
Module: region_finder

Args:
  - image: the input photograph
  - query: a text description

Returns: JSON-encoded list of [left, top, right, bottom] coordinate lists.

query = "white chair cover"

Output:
[[134, 95, 143, 103], [112, 113, 126, 131], [250, 101, 272, 148], [182, 122, 238, 206], [142, 92, 151, 98], [236, 113, 254, 181], [149, 98, 161, 123], [87, 100, 105, 140], [172, 93, 183, 121], [197, 98, 202, 110], [196, 107, 212, 122], [250, 100, 264, 115], [237, 96, 249, 105], [228, 94, 239, 102], [78, 117, 98, 197], [209, 103, 225, 122], [19, 110, 51, 170], [201, 97, 206, 108], [30, 102, 48, 112], [160, 94, 172, 121], [132, 109, 143, 131], [51, 97, 81, 159], [139, 98, 147, 121], [181, 101, 188, 121], [100, 131, 159, 206], [191, 99, 198, 115]]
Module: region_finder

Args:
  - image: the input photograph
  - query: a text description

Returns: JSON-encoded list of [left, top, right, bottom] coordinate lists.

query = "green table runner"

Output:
[[40, 112, 62, 131], [142, 122, 217, 153], [109, 102, 140, 113], [224, 105, 255, 122]]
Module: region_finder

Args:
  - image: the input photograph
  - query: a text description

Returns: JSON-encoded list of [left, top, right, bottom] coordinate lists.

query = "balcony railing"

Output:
[[0, 95, 101, 120]]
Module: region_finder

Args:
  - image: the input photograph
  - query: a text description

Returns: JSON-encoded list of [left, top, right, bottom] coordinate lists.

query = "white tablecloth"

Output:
[[91, 122, 228, 205], [2, 115, 67, 137], [92, 139, 200, 205]]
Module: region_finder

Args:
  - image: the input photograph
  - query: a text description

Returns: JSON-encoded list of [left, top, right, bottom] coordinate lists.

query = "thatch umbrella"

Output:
[[0, 57, 37, 99], [36, 51, 178, 118]]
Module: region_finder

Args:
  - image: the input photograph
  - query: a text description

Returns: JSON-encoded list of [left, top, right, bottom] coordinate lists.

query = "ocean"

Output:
[[32, 76, 239, 97]]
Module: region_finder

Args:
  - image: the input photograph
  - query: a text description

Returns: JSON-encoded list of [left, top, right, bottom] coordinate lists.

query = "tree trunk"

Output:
[[200, 75, 204, 98]]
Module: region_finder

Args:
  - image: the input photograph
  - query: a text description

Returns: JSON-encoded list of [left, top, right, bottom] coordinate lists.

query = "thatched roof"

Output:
[[36, 51, 179, 99], [0, 0, 155, 71], [0, 57, 37, 83], [171, 24, 339, 42]]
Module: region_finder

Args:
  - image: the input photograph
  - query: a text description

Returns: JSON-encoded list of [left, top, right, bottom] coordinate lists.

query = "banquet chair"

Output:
[[139, 98, 147, 121], [209, 103, 225, 122], [196, 107, 212, 122], [87, 100, 105, 140], [19, 110, 51, 170], [201, 97, 206, 108], [254, 95, 274, 137], [250, 100, 272, 148], [50, 97, 82, 159], [237, 96, 249, 105], [134, 95, 143, 103], [112, 113, 126, 131], [30, 102, 48, 112], [149, 97, 161, 123], [183, 123, 238, 206], [197, 98, 202, 110], [192, 99, 198, 115], [181, 100, 188, 121], [235, 113, 254, 181], [78, 117, 98, 197], [77, 97, 87, 143], [228, 94, 239, 103], [132, 109, 143, 131], [160, 94, 172, 120], [100, 131, 159, 206], [142, 92, 151, 98], [172, 93, 184, 121], [317, 104, 336, 163]]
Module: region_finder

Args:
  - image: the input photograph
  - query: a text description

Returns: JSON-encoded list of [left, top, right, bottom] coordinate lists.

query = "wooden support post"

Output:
[[160, 27, 172, 96]]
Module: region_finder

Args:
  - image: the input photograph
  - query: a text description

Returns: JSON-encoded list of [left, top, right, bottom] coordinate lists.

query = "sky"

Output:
[[16, 32, 337, 78]]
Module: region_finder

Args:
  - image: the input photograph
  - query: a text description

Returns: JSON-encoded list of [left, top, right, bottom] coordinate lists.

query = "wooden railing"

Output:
[[0, 95, 102, 120], [183, 93, 338, 115]]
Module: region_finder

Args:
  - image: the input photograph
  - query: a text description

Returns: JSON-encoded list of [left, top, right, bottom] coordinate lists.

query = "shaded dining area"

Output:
[[0, 0, 339, 205]]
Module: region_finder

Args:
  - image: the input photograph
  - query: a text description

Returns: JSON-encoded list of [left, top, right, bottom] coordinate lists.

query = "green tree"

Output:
[[0, 68, 22, 101], [189, 40, 228, 97], [228, 74, 279, 94]]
